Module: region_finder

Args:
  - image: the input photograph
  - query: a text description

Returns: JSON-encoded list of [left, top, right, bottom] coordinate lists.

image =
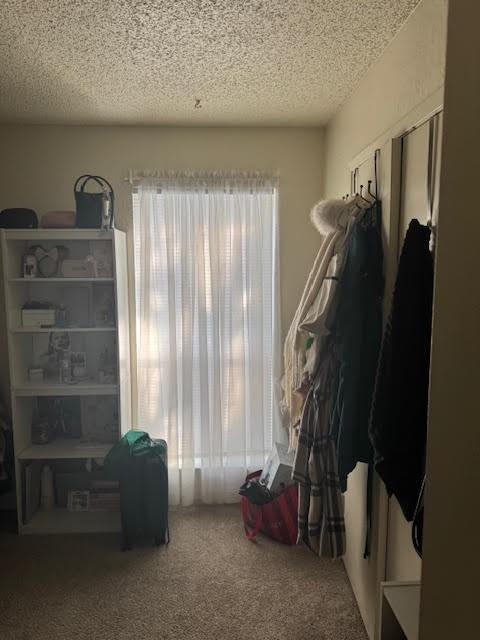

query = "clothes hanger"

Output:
[[360, 181, 376, 206], [360, 185, 372, 204], [367, 180, 377, 201], [349, 167, 370, 209], [364, 150, 381, 225], [355, 185, 372, 208]]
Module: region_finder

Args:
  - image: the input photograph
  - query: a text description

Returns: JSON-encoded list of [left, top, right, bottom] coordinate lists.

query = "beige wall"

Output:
[[0, 125, 324, 405], [322, 0, 448, 637], [420, 1, 480, 637], [324, 0, 447, 199]]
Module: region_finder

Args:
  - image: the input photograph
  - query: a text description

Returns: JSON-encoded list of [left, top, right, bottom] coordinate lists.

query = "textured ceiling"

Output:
[[0, 0, 420, 126]]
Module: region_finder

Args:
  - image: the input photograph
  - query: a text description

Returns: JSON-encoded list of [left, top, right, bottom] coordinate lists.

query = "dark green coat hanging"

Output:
[[329, 203, 384, 491]]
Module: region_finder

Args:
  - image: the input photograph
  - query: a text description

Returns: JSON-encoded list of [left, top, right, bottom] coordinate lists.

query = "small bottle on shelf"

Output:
[[40, 465, 55, 511], [59, 355, 72, 384]]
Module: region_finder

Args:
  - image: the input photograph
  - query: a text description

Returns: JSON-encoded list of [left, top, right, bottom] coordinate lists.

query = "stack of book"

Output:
[[89, 480, 120, 512]]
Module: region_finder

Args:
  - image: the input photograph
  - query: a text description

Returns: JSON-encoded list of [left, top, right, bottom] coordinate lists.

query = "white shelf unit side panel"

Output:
[[113, 229, 132, 435], [0, 233, 10, 405], [1, 230, 25, 532], [1, 230, 17, 375]]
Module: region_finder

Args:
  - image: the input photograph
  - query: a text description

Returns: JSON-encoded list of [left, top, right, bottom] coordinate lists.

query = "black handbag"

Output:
[[0, 208, 38, 229], [74, 175, 114, 229], [239, 477, 273, 505]]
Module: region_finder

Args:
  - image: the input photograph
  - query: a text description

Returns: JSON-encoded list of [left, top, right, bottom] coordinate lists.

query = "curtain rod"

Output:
[[125, 169, 280, 185]]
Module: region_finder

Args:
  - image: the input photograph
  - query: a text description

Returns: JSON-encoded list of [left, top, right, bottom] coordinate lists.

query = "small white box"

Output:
[[61, 259, 90, 278], [28, 368, 44, 382], [22, 309, 56, 327], [259, 442, 295, 494]]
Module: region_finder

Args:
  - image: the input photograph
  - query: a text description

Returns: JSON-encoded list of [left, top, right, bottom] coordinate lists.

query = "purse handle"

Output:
[[241, 498, 263, 541], [75, 174, 103, 193], [240, 470, 263, 541], [74, 175, 115, 228]]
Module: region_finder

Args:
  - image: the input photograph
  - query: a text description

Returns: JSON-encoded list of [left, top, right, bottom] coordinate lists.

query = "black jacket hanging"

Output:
[[369, 219, 433, 521]]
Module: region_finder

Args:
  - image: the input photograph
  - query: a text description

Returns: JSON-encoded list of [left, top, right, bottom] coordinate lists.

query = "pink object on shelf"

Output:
[[41, 210, 76, 228]]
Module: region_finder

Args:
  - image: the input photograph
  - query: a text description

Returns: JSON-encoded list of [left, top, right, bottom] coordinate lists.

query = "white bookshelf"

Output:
[[0, 228, 131, 534]]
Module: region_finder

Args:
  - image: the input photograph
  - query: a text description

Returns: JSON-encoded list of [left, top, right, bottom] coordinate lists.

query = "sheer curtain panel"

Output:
[[132, 171, 280, 505]]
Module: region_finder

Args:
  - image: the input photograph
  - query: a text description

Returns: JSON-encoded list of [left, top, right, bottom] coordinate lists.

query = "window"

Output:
[[132, 172, 280, 505]]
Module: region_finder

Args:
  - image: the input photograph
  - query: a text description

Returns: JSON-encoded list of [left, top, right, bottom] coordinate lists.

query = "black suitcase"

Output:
[[119, 451, 169, 550], [145, 456, 169, 544]]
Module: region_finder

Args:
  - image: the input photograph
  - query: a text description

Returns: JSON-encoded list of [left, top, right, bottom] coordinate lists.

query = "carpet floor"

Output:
[[0, 505, 366, 640]]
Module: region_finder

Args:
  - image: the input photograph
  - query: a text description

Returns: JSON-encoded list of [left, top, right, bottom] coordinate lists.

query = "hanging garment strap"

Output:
[[412, 474, 426, 556], [427, 117, 436, 223], [362, 147, 381, 560], [241, 499, 263, 541], [363, 461, 374, 558]]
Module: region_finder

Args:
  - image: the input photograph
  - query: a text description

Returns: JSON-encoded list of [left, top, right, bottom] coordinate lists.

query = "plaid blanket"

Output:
[[292, 353, 345, 559]]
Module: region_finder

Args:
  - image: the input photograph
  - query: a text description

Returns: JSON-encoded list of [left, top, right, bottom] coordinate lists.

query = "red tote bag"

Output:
[[241, 471, 298, 545]]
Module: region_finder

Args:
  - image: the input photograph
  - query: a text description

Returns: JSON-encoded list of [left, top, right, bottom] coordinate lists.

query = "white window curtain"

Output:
[[132, 171, 281, 506]]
